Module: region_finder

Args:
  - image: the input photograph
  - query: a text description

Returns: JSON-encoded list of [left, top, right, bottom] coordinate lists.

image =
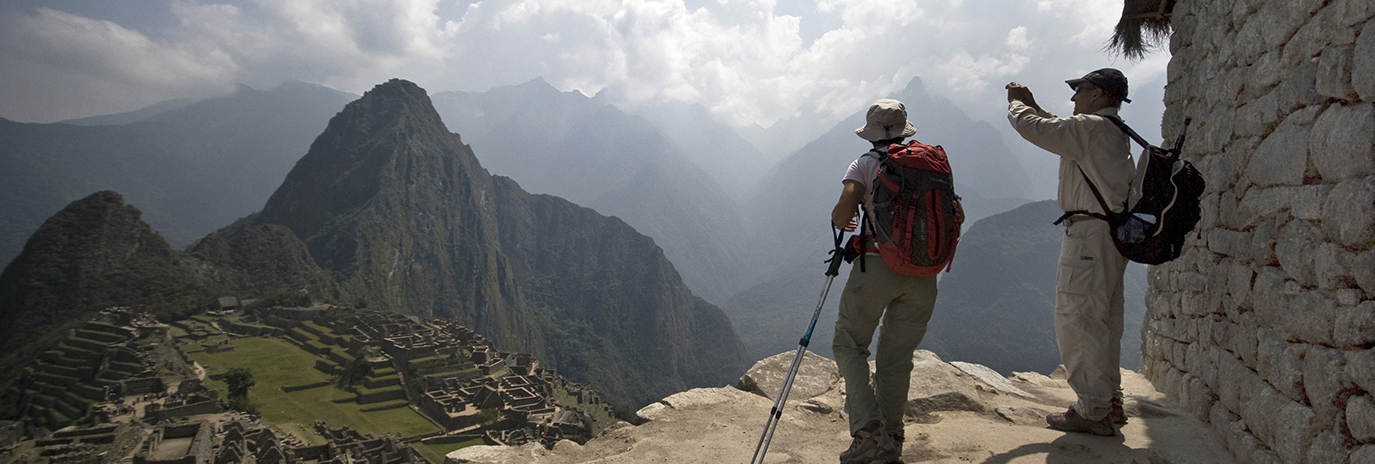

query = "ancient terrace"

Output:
[[220, 304, 616, 448]]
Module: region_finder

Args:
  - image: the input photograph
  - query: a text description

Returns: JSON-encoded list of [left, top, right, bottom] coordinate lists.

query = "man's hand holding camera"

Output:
[[1006, 82, 1045, 113]]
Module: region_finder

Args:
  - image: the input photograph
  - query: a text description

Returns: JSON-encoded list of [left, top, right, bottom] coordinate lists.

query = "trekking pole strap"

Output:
[[825, 226, 846, 277]]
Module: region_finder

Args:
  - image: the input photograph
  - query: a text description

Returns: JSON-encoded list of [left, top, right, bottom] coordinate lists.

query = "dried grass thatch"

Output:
[[1110, 0, 1176, 59]]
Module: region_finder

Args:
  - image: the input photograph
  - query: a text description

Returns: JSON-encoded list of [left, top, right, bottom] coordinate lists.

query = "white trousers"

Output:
[[1055, 217, 1127, 421]]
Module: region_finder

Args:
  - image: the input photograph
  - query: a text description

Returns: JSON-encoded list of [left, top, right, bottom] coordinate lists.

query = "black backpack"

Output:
[[1058, 117, 1204, 265]]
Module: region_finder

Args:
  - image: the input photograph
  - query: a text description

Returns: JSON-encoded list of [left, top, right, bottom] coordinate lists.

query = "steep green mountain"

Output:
[[250, 79, 748, 407], [429, 80, 749, 305], [0, 191, 341, 379], [0, 82, 355, 268], [920, 200, 1147, 374], [189, 224, 339, 299], [0, 192, 212, 395]]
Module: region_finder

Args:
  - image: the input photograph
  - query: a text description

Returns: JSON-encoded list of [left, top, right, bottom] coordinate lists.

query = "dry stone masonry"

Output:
[[1141, 1, 1375, 463]]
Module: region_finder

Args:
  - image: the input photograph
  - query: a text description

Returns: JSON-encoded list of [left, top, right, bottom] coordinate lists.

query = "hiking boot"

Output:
[[889, 432, 904, 461], [1109, 394, 1127, 425], [840, 421, 899, 464], [1046, 406, 1114, 437]]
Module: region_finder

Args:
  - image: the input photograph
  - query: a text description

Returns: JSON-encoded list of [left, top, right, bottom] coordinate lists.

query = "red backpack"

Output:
[[857, 141, 963, 276]]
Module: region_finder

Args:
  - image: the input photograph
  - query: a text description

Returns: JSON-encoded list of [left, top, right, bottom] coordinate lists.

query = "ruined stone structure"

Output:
[[262, 307, 610, 447], [135, 420, 214, 464], [12, 319, 160, 431], [1140, 1, 1375, 462], [143, 391, 219, 424]]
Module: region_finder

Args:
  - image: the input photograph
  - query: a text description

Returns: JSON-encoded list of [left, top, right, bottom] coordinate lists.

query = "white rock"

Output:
[[736, 350, 837, 402], [948, 362, 1035, 400], [662, 387, 753, 410], [444, 445, 521, 464], [634, 402, 667, 424]]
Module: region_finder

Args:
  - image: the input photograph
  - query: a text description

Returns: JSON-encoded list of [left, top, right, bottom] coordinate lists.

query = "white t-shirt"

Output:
[[843, 150, 882, 214]]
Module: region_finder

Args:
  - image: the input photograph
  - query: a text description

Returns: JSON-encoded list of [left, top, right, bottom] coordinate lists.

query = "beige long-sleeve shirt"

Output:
[[1008, 101, 1134, 216]]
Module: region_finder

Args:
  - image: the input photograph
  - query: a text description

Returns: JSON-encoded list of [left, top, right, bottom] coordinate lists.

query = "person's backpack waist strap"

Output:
[[1053, 210, 1110, 226]]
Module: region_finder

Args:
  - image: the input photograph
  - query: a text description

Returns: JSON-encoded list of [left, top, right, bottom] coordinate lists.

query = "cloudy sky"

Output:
[[0, 0, 1168, 142]]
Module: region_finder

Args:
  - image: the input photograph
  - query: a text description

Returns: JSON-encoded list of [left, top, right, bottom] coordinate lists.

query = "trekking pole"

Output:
[[749, 227, 848, 464]]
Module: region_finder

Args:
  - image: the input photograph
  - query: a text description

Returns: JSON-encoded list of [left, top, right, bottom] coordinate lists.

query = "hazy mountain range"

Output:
[[0, 77, 1155, 384], [0, 82, 357, 268], [428, 80, 761, 305], [0, 80, 747, 408]]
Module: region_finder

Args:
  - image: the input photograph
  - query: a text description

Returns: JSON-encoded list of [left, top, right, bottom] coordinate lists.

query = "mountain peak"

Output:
[[254, 77, 478, 242], [338, 78, 449, 133], [899, 75, 927, 94], [0, 190, 201, 362]]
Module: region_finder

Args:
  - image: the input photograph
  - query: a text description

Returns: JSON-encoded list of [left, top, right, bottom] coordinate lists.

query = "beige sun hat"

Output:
[[855, 99, 917, 142]]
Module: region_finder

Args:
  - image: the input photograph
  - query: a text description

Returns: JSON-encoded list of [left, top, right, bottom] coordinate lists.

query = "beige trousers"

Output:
[[833, 255, 938, 437], [1055, 217, 1127, 421]]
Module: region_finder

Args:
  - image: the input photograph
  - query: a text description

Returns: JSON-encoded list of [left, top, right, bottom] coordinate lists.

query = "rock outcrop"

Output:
[[445, 351, 1234, 464], [1142, 1, 1375, 462]]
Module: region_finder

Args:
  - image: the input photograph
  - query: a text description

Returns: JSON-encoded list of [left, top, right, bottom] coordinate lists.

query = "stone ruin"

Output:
[[8, 313, 165, 432], [1141, 1, 1375, 462]]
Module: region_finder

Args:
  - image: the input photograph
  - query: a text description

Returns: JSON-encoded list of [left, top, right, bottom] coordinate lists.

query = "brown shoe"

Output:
[[1109, 394, 1127, 425], [840, 421, 898, 464], [1046, 406, 1114, 436]]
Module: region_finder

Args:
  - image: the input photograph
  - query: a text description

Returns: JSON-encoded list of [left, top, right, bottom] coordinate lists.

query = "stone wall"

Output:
[[1142, 1, 1375, 463]]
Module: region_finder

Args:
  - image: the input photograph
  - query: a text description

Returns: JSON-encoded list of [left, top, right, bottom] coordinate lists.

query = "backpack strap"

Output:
[[857, 207, 870, 272], [1053, 115, 1140, 226], [1053, 166, 1117, 226], [854, 146, 890, 273], [1106, 115, 1194, 163], [1103, 115, 1151, 150]]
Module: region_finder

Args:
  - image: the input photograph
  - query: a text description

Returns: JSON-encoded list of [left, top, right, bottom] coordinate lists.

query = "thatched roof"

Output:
[[1110, 0, 1176, 59]]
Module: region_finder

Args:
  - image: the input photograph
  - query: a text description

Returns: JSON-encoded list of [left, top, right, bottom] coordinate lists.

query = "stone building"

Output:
[[135, 421, 214, 464], [1134, 1, 1375, 462]]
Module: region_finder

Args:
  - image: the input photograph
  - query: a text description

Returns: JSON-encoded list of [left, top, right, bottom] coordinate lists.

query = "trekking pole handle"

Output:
[[826, 226, 846, 277]]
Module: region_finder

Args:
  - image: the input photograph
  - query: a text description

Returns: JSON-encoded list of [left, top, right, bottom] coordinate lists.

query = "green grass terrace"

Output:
[[183, 336, 441, 447]]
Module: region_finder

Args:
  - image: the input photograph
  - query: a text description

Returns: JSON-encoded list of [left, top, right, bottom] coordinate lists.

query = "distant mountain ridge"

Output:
[[430, 79, 756, 305], [920, 200, 1147, 374], [0, 82, 356, 268]]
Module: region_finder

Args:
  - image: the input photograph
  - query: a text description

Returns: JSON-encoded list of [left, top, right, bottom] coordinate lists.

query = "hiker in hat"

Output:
[[1005, 68, 1135, 436], [829, 99, 950, 464]]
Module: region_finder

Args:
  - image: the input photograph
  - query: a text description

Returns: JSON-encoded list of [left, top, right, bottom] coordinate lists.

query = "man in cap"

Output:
[[829, 99, 942, 464], [1004, 69, 1134, 436]]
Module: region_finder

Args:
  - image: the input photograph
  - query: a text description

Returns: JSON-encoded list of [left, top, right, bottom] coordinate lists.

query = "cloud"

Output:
[[0, 7, 238, 122], [0, 0, 1162, 128]]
